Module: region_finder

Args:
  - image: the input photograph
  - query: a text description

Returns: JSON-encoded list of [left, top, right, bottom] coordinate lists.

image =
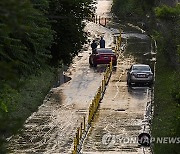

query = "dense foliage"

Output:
[[0, 0, 53, 116], [112, 0, 155, 20], [154, 4, 180, 101], [0, 0, 94, 151], [49, 0, 94, 65]]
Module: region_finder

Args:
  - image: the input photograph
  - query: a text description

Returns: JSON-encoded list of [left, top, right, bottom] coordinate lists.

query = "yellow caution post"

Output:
[[102, 79, 105, 93], [73, 137, 77, 153], [83, 116, 86, 131], [80, 122, 83, 139], [76, 128, 79, 145]]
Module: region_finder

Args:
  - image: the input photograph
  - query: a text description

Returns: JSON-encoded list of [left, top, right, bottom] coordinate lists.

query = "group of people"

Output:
[[91, 37, 105, 54]]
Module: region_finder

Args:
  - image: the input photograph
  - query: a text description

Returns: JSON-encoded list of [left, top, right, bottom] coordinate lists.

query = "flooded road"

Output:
[[7, 0, 154, 153], [81, 0, 154, 154], [82, 53, 153, 154], [7, 1, 114, 153]]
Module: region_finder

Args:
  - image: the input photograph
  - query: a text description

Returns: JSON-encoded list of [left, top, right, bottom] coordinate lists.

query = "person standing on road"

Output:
[[99, 36, 105, 48], [91, 40, 97, 54]]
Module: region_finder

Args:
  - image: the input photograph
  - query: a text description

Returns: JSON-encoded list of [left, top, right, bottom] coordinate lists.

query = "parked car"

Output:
[[127, 64, 154, 86], [89, 48, 117, 67]]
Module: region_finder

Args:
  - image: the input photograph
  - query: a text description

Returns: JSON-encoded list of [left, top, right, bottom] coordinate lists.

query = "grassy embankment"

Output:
[[152, 37, 180, 154], [152, 4, 180, 153], [0, 67, 56, 153]]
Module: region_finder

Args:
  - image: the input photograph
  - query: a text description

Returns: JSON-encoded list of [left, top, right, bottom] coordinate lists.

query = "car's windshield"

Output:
[[132, 66, 150, 71], [97, 49, 113, 54]]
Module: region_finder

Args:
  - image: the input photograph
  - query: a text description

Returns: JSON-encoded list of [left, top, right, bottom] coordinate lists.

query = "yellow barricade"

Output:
[[110, 58, 113, 72], [76, 128, 79, 145], [88, 104, 92, 124], [83, 116, 86, 130], [72, 47, 117, 153], [80, 122, 83, 139], [102, 79, 105, 93], [73, 137, 77, 153]]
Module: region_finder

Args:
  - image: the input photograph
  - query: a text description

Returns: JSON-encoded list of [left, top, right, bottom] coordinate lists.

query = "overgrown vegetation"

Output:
[[112, 0, 180, 153], [152, 4, 180, 153], [154, 4, 180, 102], [0, 68, 56, 153], [49, 0, 95, 65], [112, 0, 155, 20], [0, 0, 94, 152], [152, 48, 180, 154]]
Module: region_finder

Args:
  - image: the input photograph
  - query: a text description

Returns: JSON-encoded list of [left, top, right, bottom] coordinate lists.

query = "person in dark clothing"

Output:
[[99, 37, 105, 48], [91, 40, 97, 54]]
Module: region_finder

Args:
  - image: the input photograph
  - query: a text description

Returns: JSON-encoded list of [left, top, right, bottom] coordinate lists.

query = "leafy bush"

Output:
[[0, 0, 54, 75], [0, 67, 56, 150], [171, 72, 180, 104], [112, 0, 155, 19], [154, 4, 180, 68], [0, 0, 94, 152], [155, 4, 180, 20], [49, 0, 94, 65]]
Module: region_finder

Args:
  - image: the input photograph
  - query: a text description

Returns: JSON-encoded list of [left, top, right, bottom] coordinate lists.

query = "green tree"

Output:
[[112, 0, 155, 19], [0, 0, 54, 109], [0, 0, 53, 76], [154, 4, 180, 67], [49, 0, 94, 65], [0, 1, 54, 151]]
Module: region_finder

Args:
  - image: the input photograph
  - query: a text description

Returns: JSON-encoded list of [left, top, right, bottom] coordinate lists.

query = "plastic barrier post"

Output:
[[102, 79, 105, 93], [105, 68, 108, 84], [115, 46, 117, 55], [80, 122, 82, 139], [74, 137, 77, 153], [105, 67, 110, 84], [94, 98, 97, 111], [95, 98, 98, 111], [76, 128, 79, 145], [83, 116, 86, 131], [104, 74, 106, 84], [110, 58, 113, 72], [99, 86, 101, 93], [90, 104, 92, 123], [97, 87, 100, 104], [72, 150, 76, 154], [96, 95, 98, 109], [88, 104, 92, 124]]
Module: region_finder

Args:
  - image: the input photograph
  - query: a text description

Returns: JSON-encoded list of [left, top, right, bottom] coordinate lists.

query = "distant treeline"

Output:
[[112, 0, 155, 20]]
